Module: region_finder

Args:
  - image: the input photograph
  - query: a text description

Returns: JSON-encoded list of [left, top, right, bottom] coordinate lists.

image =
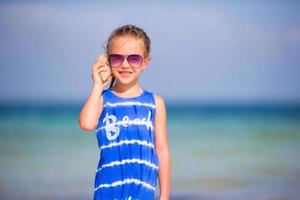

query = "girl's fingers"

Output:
[[98, 65, 110, 72], [92, 64, 109, 74], [93, 63, 104, 71], [96, 67, 108, 73], [97, 66, 110, 75], [103, 74, 113, 84]]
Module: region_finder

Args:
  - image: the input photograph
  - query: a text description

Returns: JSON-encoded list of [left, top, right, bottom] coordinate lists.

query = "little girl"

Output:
[[79, 25, 171, 200]]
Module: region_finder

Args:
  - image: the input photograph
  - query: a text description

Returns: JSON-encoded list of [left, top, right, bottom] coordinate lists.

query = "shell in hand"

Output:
[[96, 53, 111, 82]]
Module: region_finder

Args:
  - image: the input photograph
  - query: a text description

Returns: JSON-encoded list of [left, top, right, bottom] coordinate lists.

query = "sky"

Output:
[[0, 1, 300, 103]]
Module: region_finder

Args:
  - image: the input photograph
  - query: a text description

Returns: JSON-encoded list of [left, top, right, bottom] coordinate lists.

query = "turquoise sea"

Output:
[[1, 102, 300, 200]]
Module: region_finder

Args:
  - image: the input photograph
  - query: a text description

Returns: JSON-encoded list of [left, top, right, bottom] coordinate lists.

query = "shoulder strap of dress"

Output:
[[101, 89, 110, 105], [143, 90, 156, 109]]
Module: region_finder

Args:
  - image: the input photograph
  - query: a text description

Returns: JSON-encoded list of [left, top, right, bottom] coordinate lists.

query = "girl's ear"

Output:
[[142, 56, 150, 70]]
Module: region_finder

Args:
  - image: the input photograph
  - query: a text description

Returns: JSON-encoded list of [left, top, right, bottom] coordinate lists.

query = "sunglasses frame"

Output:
[[108, 54, 144, 68]]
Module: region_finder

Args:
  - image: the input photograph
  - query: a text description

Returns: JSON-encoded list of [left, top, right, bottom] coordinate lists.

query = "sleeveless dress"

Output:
[[93, 88, 159, 200]]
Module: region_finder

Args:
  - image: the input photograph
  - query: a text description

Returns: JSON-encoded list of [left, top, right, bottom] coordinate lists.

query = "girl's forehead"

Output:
[[110, 36, 144, 53]]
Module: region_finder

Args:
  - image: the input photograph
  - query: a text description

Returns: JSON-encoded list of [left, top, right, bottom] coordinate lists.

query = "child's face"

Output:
[[108, 36, 149, 86]]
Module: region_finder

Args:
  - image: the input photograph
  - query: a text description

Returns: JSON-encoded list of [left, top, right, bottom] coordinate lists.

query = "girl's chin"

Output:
[[114, 76, 136, 85]]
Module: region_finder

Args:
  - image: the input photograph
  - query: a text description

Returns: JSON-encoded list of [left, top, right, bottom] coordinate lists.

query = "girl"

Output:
[[78, 24, 171, 200]]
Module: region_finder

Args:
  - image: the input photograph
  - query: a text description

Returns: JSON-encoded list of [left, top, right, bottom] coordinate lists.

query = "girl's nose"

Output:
[[120, 58, 130, 68]]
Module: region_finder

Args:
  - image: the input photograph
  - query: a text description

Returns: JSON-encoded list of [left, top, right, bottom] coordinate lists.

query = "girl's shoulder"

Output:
[[145, 90, 166, 108], [153, 94, 165, 107], [150, 93, 166, 116], [142, 90, 166, 112], [142, 89, 163, 100]]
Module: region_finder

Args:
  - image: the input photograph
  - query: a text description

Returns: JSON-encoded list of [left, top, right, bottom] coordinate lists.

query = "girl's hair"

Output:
[[106, 24, 151, 88]]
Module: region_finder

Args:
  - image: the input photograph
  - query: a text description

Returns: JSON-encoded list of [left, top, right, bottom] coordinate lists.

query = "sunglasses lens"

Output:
[[127, 54, 143, 68], [108, 54, 143, 68], [109, 54, 124, 67]]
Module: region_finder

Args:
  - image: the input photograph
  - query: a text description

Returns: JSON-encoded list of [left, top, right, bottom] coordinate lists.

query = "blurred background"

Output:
[[1, 1, 300, 199]]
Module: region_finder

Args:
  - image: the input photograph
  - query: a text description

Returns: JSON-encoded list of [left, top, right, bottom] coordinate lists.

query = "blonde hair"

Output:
[[106, 24, 151, 88], [106, 24, 151, 56]]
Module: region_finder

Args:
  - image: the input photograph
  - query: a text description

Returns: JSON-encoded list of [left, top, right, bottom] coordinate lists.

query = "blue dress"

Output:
[[94, 88, 159, 200]]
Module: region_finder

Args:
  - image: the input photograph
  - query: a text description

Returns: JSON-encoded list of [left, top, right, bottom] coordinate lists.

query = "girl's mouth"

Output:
[[118, 71, 133, 77]]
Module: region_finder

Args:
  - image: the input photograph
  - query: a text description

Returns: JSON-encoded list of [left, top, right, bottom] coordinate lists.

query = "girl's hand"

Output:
[[92, 53, 112, 89]]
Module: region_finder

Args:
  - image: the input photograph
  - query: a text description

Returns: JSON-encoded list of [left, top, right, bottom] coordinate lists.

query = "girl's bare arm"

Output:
[[78, 84, 104, 131], [78, 54, 112, 131], [154, 95, 171, 200]]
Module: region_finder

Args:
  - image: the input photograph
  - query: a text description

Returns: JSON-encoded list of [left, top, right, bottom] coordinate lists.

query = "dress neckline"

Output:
[[108, 88, 146, 100]]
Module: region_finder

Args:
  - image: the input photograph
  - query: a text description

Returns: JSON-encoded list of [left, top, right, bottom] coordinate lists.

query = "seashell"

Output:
[[97, 53, 111, 82]]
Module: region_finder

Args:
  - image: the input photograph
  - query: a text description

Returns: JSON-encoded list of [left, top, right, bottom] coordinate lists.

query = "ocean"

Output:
[[0, 102, 300, 200]]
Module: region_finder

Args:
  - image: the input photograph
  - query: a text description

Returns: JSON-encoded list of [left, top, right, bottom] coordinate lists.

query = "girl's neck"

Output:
[[111, 82, 143, 97]]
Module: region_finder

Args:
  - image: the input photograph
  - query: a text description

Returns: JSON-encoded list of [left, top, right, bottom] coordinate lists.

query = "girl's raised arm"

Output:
[[78, 54, 112, 131], [78, 84, 104, 131], [154, 95, 171, 200]]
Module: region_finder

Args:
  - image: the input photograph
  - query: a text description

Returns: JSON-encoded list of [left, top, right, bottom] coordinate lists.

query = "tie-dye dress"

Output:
[[93, 88, 159, 200]]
